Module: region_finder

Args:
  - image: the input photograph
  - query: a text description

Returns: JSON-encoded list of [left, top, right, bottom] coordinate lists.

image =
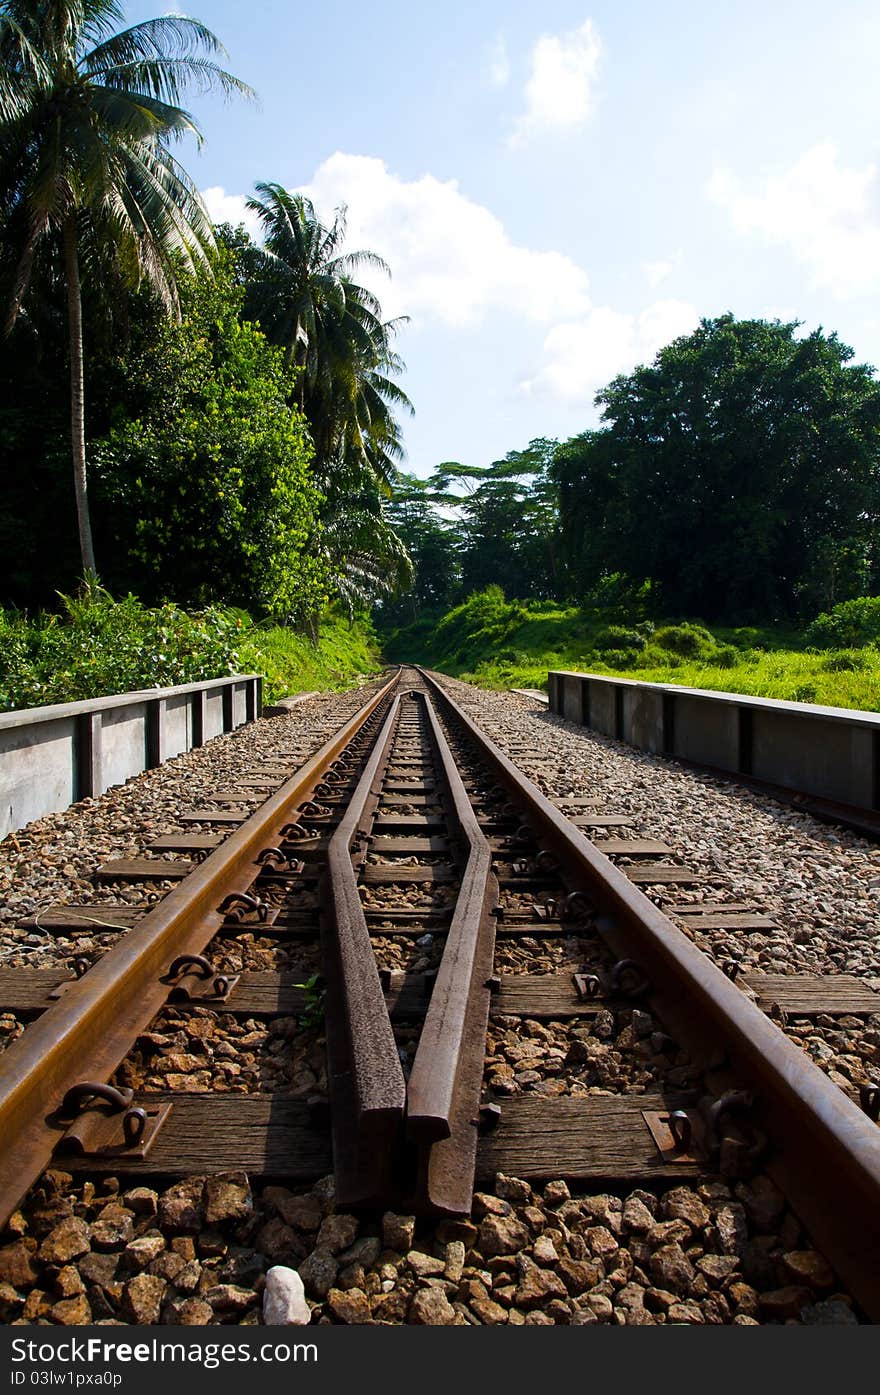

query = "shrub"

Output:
[[652, 623, 715, 657], [805, 596, 880, 649], [712, 645, 739, 669], [728, 627, 761, 649], [790, 683, 818, 703], [593, 625, 646, 651], [822, 650, 870, 672], [596, 648, 635, 669], [0, 588, 244, 713]]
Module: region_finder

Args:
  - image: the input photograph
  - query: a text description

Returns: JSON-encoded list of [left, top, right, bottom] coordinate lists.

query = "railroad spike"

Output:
[[476, 1102, 502, 1133]]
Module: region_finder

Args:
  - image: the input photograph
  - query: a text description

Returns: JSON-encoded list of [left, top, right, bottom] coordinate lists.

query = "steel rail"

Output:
[[406, 692, 498, 1213], [323, 693, 408, 1206], [420, 669, 880, 1320], [0, 672, 399, 1229]]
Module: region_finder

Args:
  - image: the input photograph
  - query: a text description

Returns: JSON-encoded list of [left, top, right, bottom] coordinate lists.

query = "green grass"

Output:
[[0, 590, 381, 713], [382, 588, 880, 712], [240, 612, 381, 703]]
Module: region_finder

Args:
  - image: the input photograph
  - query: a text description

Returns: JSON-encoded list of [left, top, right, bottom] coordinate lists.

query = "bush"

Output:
[[805, 597, 880, 649], [652, 623, 715, 657], [822, 650, 870, 672], [790, 683, 818, 703], [712, 645, 739, 669], [0, 589, 383, 713], [596, 648, 634, 669], [0, 588, 244, 712], [728, 627, 761, 649], [593, 625, 646, 651]]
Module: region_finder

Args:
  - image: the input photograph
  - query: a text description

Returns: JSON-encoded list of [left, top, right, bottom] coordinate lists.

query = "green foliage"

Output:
[[292, 974, 325, 1030], [0, 589, 381, 713], [424, 587, 533, 671], [388, 592, 880, 712], [712, 645, 740, 669], [652, 624, 715, 658], [805, 596, 880, 649], [552, 316, 880, 622], [593, 625, 646, 651], [726, 627, 763, 650], [822, 650, 870, 672], [92, 257, 327, 624], [594, 648, 635, 669], [378, 440, 561, 629], [239, 189, 412, 492], [238, 608, 380, 703], [0, 0, 253, 576], [0, 588, 245, 711], [789, 684, 819, 704]]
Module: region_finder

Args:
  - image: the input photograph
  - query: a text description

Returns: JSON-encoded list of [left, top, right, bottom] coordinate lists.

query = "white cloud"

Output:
[[758, 305, 800, 325], [208, 155, 697, 407], [642, 257, 678, 287], [298, 153, 591, 328], [520, 298, 700, 402], [201, 186, 263, 241], [708, 141, 880, 296], [487, 35, 510, 88], [510, 19, 602, 144]]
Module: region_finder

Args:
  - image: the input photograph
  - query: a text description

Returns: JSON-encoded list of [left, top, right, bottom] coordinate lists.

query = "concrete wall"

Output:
[[673, 693, 740, 770], [624, 685, 665, 754], [0, 674, 262, 839], [100, 702, 150, 795], [548, 670, 880, 813], [587, 679, 618, 739]]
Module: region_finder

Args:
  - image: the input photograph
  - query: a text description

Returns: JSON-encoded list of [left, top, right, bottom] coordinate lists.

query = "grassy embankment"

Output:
[[238, 614, 380, 702], [382, 587, 880, 712], [0, 590, 381, 713]]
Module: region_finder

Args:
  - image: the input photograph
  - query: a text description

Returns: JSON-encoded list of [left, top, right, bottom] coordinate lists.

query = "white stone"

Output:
[[262, 1265, 311, 1326]]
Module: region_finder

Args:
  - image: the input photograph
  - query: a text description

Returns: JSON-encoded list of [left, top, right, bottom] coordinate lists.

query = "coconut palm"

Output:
[[0, 0, 252, 576], [242, 183, 413, 493]]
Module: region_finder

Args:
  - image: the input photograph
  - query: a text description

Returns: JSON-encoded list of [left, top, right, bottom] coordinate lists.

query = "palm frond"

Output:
[[87, 55, 254, 106]]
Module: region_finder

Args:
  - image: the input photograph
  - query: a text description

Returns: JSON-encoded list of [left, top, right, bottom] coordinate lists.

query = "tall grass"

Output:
[[384, 588, 880, 712], [0, 589, 381, 712]]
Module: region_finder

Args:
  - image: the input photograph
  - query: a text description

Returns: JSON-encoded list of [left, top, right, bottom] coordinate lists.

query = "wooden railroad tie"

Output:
[[5, 967, 877, 1020]]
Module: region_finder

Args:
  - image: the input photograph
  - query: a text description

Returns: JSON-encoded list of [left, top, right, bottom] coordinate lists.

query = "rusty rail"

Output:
[[419, 668, 880, 1321], [0, 673, 399, 1229], [323, 684, 498, 1214], [323, 694, 407, 1206], [406, 692, 498, 1213]]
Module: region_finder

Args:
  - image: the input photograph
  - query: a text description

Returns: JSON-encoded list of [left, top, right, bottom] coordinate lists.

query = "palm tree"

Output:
[[0, 0, 252, 576], [320, 472, 413, 619], [242, 183, 413, 493]]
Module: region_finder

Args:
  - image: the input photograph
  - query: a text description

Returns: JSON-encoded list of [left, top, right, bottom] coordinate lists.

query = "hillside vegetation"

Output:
[[383, 588, 880, 711], [0, 591, 380, 714]]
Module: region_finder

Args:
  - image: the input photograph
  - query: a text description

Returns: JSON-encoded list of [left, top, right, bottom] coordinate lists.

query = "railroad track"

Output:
[[1, 665, 879, 1324]]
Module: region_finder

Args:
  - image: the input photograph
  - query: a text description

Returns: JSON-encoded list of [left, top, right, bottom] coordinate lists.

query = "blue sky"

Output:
[[174, 0, 880, 474]]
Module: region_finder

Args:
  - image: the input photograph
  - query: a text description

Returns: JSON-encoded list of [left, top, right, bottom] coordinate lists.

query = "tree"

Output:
[[383, 471, 463, 622], [554, 316, 880, 620], [241, 185, 413, 491], [235, 188, 415, 615], [319, 472, 413, 622], [92, 255, 327, 623], [432, 440, 561, 601], [0, 0, 251, 576]]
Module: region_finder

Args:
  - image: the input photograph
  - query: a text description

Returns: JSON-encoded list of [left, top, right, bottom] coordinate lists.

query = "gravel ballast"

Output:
[[0, 682, 384, 975], [0, 673, 875, 1326], [432, 677, 880, 1103]]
